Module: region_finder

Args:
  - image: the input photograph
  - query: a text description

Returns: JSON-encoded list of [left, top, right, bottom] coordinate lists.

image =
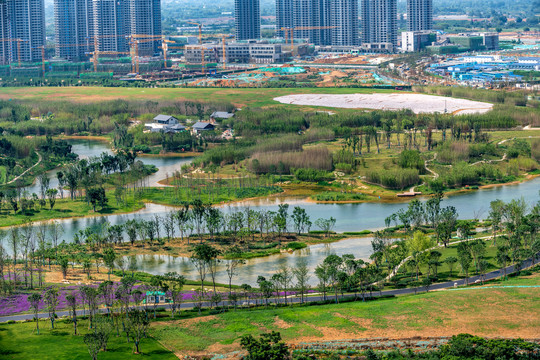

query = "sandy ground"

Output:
[[274, 93, 493, 115]]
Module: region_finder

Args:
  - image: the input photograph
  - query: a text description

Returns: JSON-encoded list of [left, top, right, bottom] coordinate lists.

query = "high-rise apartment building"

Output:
[[406, 0, 432, 31], [92, 0, 130, 53], [130, 0, 161, 56], [275, 0, 293, 38], [54, 0, 94, 61], [292, 0, 320, 44], [361, 0, 397, 50], [6, 0, 45, 63], [330, 0, 358, 46], [234, 0, 260, 40], [0, 0, 9, 65], [279, 0, 357, 46], [54, 0, 161, 60]]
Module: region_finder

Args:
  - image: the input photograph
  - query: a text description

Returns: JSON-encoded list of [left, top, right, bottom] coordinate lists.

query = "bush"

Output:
[[343, 230, 372, 235], [314, 192, 367, 201], [508, 157, 538, 172], [440, 162, 504, 188], [397, 150, 425, 173], [132, 144, 151, 153], [437, 141, 470, 164], [507, 139, 531, 158], [287, 242, 307, 250], [334, 162, 353, 174], [250, 147, 333, 174], [294, 168, 334, 182], [366, 169, 420, 189]]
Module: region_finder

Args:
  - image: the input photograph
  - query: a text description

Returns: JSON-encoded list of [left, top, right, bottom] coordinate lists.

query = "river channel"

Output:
[[11, 139, 540, 286]]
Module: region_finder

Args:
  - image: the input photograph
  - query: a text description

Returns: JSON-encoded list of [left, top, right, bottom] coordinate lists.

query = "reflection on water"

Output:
[[127, 236, 374, 286], [17, 176, 540, 245]]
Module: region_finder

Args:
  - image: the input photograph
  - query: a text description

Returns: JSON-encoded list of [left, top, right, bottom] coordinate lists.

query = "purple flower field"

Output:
[[0, 281, 317, 316]]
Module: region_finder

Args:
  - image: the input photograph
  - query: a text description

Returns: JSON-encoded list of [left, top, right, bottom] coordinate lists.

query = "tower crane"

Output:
[[220, 35, 235, 69], [87, 50, 130, 72], [128, 37, 160, 74], [187, 22, 203, 44], [0, 38, 28, 67], [161, 38, 177, 68]]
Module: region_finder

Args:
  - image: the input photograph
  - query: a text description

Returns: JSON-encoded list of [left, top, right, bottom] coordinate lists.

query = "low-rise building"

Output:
[[211, 111, 235, 120], [447, 32, 499, 52], [143, 291, 171, 304], [192, 121, 215, 134], [401, 31, 436, 52], [153, 114, 179, 125], [144, 114, 186, 133], [185, 41, 286, 64], [360, 42, 395, 53]]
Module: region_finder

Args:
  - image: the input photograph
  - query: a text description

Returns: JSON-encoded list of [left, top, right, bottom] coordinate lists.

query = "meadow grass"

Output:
[[0, 318, 176, 360], [0, 86, 395, 108], [150, 273, 540, 354]]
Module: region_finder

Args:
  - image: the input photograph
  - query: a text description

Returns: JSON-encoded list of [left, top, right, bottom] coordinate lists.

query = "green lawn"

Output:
[[151, 273, 540, 355], [0, 86, 396, 108], [0, 195, 144, 228], [0, 319, 176, 360]]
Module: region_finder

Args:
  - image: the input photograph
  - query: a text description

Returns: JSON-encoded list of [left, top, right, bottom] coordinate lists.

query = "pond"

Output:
[[126, 236, 374, 286]]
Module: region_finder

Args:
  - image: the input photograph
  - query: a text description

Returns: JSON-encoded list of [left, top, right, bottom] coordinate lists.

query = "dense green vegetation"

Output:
[[0, 136, 76, 187]]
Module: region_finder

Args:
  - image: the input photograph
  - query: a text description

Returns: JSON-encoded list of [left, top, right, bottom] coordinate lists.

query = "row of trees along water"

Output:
[[0, 201, 337, 293], [1, 194, 538, 303]]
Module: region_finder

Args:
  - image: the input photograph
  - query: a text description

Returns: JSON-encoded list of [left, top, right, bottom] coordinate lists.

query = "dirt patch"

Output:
[[274, 316, 293, 329], [181, 315, 219, 328], [207, 341, 242, 355], [15, 264, 119, 286]]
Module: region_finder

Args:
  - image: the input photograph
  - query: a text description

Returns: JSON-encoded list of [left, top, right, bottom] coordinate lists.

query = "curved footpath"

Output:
[[1, 253, 538, 323], [3, 152, 42, 185]]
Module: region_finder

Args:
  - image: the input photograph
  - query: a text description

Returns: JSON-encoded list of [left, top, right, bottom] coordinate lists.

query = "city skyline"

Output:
[[1, 0, 436, 66]]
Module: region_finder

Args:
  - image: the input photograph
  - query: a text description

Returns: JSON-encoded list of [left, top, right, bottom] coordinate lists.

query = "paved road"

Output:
[[1, 254, 538, 323]]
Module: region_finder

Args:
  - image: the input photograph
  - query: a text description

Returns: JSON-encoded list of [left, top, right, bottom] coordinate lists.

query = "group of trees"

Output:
[[372, 195, 540, 288], [0, 135, 75, 187], [0, 201, 339, 299], [240, 332, 540, 360], [28, 276, 151, 357], [0, 220, 65, 296], [192, 102, 533, 191], [67, 201, 334, 251], [0, 149, 155, 215]]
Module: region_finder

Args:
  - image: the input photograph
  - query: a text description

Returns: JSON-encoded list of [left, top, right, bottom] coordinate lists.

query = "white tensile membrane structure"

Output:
[[273, 93, 493, 115]]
